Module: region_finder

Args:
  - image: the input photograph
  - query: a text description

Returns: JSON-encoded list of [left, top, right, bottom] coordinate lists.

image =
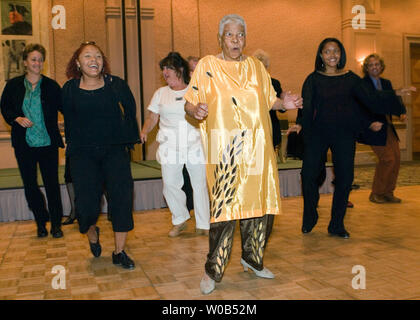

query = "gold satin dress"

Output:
[[184, 55, 282, 223]]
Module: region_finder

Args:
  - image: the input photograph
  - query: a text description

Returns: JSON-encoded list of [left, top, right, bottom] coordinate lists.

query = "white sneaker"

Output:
[[200, 274, 215, 295], [168, 222, 187, 237], [240, 258, 275, 279]]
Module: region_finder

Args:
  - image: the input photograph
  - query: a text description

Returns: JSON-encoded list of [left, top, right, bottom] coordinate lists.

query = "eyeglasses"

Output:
[[81, 41, 96, 46]]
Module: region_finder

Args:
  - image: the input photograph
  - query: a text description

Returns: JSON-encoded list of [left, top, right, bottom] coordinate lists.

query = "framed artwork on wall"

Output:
[[1, 0, 33, 36], [0, 0, 33, 133], [2, 39, 26, 81]]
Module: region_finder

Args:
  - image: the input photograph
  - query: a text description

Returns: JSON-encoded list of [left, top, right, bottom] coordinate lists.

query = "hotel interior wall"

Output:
[[43, 0, 420, 162]]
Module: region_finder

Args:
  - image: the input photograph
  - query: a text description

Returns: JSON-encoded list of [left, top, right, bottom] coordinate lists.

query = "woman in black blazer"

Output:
[[0, 43, 64, 238]]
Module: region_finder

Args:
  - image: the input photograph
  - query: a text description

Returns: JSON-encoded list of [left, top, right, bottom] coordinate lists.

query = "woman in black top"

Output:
[[298, 38, 405, 238], [1, 43, 64, 238], [62, 42, 140, 269]]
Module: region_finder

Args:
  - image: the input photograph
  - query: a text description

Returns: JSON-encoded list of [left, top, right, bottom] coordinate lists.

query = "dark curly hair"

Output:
[[65, 41, 111, 79], [159, 52, 190, 84], [22, 43, 46, 61]]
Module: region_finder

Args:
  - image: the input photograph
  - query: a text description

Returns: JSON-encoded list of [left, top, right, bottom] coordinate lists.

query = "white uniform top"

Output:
[[148, 86, 203, 164]]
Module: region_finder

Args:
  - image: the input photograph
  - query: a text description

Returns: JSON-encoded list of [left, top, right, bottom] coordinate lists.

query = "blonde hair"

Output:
[[253, 49, 270, 69]]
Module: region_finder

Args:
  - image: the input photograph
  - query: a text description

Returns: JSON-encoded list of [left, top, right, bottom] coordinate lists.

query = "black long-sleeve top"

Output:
[[0, 75, 64, 149], [62, 74, 140, 155], [297, 71, 405, 140], [269, 78, 283, 147]]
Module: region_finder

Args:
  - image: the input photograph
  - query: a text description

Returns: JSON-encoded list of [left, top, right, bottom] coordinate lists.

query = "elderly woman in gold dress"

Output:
[[184, 14, 302, 294]]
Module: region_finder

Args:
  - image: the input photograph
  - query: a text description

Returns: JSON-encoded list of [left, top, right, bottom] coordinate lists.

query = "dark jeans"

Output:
[[301, 133, 355, 233], [69, 145, 134, 234], [14, 144, 63, 227]]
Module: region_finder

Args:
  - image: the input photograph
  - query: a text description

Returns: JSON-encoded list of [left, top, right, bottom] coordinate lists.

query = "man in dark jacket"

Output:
[[358, 54, 409, 203]]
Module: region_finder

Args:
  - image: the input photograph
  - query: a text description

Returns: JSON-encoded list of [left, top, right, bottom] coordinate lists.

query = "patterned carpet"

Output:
[[353, 161, 420, 190]]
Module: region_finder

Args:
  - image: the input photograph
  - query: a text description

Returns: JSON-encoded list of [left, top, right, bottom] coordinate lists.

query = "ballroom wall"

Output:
[[1, 0, 420, 167]]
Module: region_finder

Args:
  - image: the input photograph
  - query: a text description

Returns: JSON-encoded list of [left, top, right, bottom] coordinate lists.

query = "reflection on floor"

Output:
[[0, 186, 419, 300]]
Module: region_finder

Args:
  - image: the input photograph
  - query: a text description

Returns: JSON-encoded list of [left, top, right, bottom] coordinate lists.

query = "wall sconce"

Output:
[[357, 56, 365, 65]]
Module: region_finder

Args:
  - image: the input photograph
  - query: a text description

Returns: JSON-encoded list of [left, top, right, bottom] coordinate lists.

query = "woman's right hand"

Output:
[[283, 92, 303, 110], [140, 131, 147, 143], [369, 121, 383, 132], [15, 117, 33, 128], [193, 103, 208, 120], [286, 124, 302, 135]]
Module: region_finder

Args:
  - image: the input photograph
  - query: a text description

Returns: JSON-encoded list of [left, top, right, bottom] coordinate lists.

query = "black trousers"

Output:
[[181, 165, 194, 211], [14, 144, 63, 227], [64, 156, 72, 183], [301, 133, 355, 233], [69, 145, 134, 234], [205, 214, 274, 282]]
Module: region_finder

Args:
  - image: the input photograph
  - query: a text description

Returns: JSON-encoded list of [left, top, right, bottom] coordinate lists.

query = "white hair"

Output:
[[218, 14, 247, 36], [253, 49, 270, 69]]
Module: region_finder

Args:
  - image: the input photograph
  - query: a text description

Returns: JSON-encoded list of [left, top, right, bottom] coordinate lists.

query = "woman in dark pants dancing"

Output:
[[297, 38, 405, 239], [62, 42, 140, 268]]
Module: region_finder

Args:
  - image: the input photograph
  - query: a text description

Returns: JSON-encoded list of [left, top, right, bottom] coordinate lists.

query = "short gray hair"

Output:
[[218, 14, 247, 36], [253, 49, 270, 69]]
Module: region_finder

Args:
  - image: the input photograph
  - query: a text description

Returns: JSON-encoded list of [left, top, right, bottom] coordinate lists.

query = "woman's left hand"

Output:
[[284, 92, 303, 110]]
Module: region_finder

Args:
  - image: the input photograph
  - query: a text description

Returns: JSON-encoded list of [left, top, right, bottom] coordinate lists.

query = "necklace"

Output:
[[221, 51, 243, 62]]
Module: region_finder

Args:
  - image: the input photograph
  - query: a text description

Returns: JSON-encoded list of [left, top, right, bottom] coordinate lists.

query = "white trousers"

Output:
[[161, 160, 210, 230]]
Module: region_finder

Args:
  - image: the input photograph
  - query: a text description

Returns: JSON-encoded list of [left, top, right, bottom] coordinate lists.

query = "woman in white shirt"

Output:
[[140, 52, 210, 237]]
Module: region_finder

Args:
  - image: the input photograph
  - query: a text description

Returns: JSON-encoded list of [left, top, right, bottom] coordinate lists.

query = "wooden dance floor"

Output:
[[0, 160, 334, 222], [0, 185, 419, 300]]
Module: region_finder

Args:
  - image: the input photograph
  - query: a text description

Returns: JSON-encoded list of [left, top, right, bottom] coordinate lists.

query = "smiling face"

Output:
[[320, 41, 341, 70], [24, 50, 44, 76], [76, 45, 103, 79], [219, 22, 246, 61], [366, 57, 383, 79]]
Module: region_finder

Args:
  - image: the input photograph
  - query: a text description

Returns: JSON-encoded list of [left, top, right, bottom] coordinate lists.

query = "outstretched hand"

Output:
[[396, 86, 417, 96], [283, 91, 303, 110]]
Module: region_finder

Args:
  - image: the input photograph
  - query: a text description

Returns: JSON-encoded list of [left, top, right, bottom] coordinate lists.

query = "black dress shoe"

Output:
[[301, 224, 316, 234], [89, 227, 101, 257], [51, 226, 64, 238], [62, 216, 76, 225], [37, 224, 48, 238], [301, 226, 312, 234], [328, 230, 350, 239], [112, 250, 135, 269]]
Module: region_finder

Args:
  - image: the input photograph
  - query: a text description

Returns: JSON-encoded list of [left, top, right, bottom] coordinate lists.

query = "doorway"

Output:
[[410, 43, 420, 159]]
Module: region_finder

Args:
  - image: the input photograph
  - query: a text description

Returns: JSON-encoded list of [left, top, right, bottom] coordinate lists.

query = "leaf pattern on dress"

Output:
[[210, 130, 247, 219]]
